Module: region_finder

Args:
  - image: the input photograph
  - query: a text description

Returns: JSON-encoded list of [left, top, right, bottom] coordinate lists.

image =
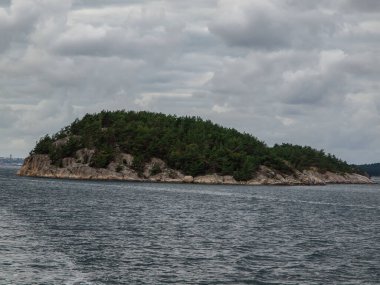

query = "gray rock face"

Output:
[[18, 155, 53, 177], [18, 152, 373, 185], [194, 174, 224, 184], [76, 148, 95, 164], [183, 176, 194, 183]]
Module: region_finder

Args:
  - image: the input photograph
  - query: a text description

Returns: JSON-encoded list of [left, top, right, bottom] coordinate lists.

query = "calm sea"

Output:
[[0, 167, 379, 285]]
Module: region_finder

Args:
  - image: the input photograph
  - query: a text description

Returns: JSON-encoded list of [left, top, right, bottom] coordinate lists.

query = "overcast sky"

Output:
[[0, 0, 379, 163]]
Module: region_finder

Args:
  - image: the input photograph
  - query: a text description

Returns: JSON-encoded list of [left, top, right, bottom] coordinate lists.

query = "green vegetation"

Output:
[[356, 163, 380, 177], [271, 144, 355, 173], [150, 163, 162, 176], [30, 110, 357, 180]]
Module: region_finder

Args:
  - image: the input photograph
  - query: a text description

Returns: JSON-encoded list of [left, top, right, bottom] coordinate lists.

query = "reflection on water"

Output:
[[0, 168, 379, 284]]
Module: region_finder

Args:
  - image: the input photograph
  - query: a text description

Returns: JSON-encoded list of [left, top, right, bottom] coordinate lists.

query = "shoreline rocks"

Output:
[[18, 154, 374, 186]]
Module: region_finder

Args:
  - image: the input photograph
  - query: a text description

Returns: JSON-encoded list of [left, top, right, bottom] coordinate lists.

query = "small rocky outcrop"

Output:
[[18, 155, 53, 177], [18, 152, 373, 185], [194, 174, 224, 184], [183, 176, 194, 183]]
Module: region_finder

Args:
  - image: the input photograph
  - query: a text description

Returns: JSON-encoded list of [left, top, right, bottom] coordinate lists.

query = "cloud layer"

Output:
[[0, 0, 379, 163]]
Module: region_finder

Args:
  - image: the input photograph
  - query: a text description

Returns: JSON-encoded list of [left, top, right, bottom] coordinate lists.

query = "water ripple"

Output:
[[0, 168, 379, 284]]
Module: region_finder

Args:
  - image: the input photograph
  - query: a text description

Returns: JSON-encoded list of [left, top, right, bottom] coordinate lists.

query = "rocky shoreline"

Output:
[[18, 153, 373, 186]]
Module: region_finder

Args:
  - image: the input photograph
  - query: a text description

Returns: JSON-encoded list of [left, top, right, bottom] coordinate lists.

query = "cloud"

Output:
[[341, 0, 380, 13], [134, 92, 193, 108], [212, 103, 232, 114], [209, 0, 337, 50], [0, 0, 379, 164], [0, 105, 17, 128]]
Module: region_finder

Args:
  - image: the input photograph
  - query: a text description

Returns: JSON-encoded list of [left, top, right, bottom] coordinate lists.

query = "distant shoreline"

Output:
[[0, 164, 23, 169], [0, 157, 24, 169]]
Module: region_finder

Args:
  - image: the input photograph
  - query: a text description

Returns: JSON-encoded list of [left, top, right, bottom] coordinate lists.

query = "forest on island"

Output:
[[356, 163, 380, 177], [31, 110, 358, 181]]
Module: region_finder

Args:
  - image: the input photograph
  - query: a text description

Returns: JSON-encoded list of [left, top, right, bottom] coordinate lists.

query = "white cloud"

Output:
[[275, 115, 296, 127], [134, 92, 193, 108], [212, 103, 232, 114]]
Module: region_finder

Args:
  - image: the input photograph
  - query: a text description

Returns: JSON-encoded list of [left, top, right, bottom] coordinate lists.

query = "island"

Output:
[[18, 110, 372, 185]]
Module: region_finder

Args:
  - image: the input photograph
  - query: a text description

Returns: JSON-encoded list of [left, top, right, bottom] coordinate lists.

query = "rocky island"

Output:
[[19, 111, 372, 185]]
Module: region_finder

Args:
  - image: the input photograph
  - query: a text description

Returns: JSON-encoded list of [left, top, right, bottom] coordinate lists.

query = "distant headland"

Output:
[[18, 110, 372, 185]]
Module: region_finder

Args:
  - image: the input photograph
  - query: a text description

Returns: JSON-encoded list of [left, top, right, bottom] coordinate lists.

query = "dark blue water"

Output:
[[0, 168, 379, 284]]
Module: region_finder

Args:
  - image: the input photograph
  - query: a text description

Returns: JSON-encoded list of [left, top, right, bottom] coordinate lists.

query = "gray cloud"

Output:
[[209, 1, 337, 50], [341, 0, 380, 13], [0, 0, 379, 164]]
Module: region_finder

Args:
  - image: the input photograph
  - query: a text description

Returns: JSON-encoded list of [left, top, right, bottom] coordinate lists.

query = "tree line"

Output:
[[355, 163, 380, 177], [31, 110, 358, 180]]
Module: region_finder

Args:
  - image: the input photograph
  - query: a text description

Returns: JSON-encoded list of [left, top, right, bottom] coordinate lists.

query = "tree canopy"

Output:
[[31, 110, 358, 180], [356, 163, 380, 177]]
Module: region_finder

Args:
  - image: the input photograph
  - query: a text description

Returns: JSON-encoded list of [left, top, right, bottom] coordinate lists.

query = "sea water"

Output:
[[0, 168, 379, 284]]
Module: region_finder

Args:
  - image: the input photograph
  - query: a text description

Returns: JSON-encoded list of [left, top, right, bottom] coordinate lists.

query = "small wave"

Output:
[[246, 194, 380, 210], [0, 208, 93, 284]]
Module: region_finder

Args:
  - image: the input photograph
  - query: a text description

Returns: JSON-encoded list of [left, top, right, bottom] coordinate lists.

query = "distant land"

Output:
[[0, 157, 24, 168], [356, 163, 380, 177], [18, 110, 372, 185]]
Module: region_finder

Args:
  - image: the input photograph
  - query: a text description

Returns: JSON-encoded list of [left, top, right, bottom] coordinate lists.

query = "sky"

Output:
[[0, 0, 379, 164]]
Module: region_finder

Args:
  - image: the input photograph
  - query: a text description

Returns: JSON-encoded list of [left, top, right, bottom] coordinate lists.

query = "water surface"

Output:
[[0, 168, 379, 284]]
